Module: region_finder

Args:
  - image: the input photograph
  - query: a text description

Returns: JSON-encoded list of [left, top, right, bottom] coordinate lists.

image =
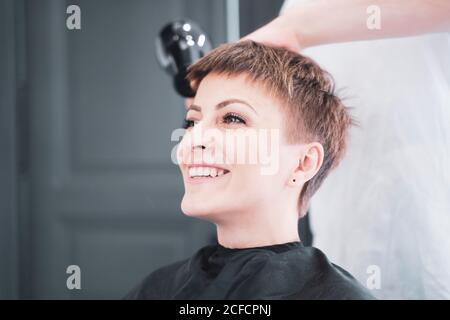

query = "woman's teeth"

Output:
[[188, 167, 228, 178]]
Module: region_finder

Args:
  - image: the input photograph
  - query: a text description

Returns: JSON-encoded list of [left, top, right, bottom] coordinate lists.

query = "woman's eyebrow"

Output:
[[186, 99, 258, 115], [216, 98, 258, 115]]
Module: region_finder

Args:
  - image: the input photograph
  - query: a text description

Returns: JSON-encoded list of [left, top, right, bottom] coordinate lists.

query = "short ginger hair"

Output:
[[186, 40, 355, 218]]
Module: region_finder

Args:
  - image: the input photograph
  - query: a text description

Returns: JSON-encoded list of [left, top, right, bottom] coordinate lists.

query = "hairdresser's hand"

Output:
[[242, 16, 302, 52], [242, 0, 450, 52]]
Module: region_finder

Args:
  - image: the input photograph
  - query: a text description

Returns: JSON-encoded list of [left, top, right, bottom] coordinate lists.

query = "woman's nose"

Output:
[[190, 122, 216, 150], [192, 144, 206, 151]]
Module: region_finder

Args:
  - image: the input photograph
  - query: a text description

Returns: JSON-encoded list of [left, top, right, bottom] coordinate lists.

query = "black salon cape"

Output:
[[124, 241, 374, 300]]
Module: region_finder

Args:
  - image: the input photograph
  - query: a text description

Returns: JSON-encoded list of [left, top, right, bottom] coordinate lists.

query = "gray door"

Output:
[[21, 0, 226, 299]]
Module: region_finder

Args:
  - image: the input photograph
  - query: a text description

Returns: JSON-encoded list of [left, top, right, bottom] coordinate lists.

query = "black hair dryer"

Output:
[[155, 20, 213, 97]]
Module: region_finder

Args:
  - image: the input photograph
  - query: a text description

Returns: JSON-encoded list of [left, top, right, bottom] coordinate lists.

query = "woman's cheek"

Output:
[[223, 129, 254, 166]]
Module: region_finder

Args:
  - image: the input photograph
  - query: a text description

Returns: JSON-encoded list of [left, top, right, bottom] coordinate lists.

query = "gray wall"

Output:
[[0, 0, 19, 300], [9, 0, 228, 299], [1, 0, 302, 299], [239, 0, 283, 36]]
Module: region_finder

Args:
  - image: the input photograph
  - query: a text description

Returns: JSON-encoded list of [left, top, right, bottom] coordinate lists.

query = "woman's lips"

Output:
[[185, 164, 231, 184], [186, 172, 231, 184]]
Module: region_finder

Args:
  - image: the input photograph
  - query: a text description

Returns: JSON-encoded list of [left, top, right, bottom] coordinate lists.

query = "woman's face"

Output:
[[177, 73, 301, 222]]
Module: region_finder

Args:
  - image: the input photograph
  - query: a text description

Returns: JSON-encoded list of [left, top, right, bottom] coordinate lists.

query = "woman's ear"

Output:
[[289, 142, 324, 187]]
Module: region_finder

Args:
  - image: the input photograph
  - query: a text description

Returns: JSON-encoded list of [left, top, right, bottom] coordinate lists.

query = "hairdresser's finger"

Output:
[[241, 17, 301, 52]]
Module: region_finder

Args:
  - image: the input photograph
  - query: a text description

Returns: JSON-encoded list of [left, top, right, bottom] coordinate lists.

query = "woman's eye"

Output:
[[183, 119, 196, 129], [223, 113, 246, 125]]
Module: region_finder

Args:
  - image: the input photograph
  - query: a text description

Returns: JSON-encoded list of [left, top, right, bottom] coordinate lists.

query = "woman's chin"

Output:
[[181, 197, 234, 224], [181, 197, 215, 218]]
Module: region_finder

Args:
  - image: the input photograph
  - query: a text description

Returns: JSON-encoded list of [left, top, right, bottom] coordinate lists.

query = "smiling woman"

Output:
[[124, 41, 374, 300]]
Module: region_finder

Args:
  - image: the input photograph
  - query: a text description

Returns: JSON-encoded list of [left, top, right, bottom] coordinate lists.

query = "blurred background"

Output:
[[1, 0, 316, 299]]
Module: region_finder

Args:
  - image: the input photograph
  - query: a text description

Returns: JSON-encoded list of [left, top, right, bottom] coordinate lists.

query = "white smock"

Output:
[[282, 0, 450, 299]]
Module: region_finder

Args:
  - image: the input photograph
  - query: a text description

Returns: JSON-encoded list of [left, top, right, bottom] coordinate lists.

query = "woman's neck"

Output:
[[214, 208, 300, 249]]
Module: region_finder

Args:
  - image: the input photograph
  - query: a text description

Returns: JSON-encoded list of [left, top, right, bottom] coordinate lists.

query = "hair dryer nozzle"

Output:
[[155, 20, 212, 97]]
